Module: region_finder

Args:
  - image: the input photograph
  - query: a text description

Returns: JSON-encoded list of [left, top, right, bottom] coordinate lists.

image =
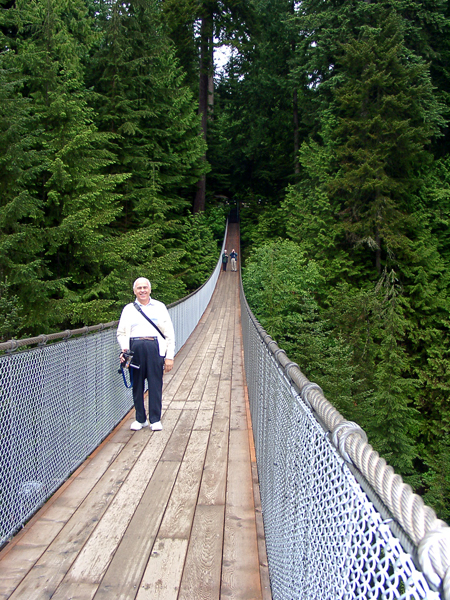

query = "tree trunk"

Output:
[[293, 87, 299, 176], [375, 229, 381, 275], [290, 1, 299, 178], [193, 12, 213, 213]]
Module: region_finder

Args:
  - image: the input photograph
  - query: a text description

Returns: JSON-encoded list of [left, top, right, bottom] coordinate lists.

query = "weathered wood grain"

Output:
[[93, 460, 180, 600], [3, 437, 147, 600], [160, 410, 196, 463], [197, 416, 229, 507], [50, 581, 98, 600], [222, 430, 261, 599], [158, 430, 210, 540], [64, 410, 181, 585], [136, 537, 189, 600], [178, 504, 225, 600]]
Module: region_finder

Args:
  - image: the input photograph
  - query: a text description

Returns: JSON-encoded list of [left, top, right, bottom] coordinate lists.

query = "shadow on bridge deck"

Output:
[[0, 224, 270, 600]]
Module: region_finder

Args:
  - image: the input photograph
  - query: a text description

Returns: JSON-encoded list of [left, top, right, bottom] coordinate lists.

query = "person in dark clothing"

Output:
[[222, 250, 229, 271]]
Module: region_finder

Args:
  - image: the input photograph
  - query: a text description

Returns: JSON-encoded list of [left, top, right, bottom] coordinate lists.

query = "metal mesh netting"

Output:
[[240, 292, 440, 600], [0, 328, 132, 545]]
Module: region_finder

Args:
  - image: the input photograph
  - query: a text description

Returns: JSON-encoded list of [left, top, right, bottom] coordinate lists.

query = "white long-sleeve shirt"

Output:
[[117, 298, 175, 359]]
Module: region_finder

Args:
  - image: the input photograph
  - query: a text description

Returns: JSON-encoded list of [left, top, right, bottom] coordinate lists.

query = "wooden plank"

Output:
[[135, 538, 189, 600], [214, 380, 231, 420], [158, 430, 210, 540], [1, 225, 270, 600], [194, 409, 214, 431], [166, 400, 186, 410], [229, 330, 248, 431], [252, 463, 272, 600], [221, 429, 261, 599], [93, 460, 180, 600], [162, 333, 206, 403], [3, 439, 144, 600], [178, 505, 225, 600], [230, 390, 248, 430], [188, 355, 216, 403], [50, 581, 98, 600], [63, 409, 181, 586], [221, 515, 262, 600], [199, 375, 220, 409], [183, 400, 200, 410], [160, 410, 196, 463], [197, 416, 229, 506]]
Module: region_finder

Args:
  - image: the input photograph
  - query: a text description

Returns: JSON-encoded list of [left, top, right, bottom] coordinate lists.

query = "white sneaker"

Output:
[[151, 421, 163, 431], [130, 420, 149, 431]]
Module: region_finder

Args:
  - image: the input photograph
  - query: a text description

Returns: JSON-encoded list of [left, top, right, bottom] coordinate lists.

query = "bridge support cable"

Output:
[[0, 224, 228, 548], [240, 275, 450, 600]]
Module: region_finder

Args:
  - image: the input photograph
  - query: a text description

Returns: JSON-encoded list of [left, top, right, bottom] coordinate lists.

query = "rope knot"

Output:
[[418, 524, 450, 595], [331, 421, 368, 463], [284, 361, 299, 380], [38, 334, 48, 347], [300, 382, 323, 406]]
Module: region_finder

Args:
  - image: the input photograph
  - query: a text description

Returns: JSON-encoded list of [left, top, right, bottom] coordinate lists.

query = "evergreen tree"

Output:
[[330, 10, 445, 275], [240, 0, 450, 513], [0, 38, 44, 330], [162, 0, 253, 212], [86, 0, 208, 306], [0, 0, 126, 333], [210, 0, 303, 213]]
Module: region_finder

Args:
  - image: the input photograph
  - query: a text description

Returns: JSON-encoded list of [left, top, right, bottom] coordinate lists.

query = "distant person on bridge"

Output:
[[230, 249, 238, 271], [222, 249, 229, 271], [117, 277, 175, 431]]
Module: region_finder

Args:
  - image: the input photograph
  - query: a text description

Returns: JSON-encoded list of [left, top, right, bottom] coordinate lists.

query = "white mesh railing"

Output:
[[0, 226, 226, 547], [240, 280, 450, 600], [169, 221, 226, 354]]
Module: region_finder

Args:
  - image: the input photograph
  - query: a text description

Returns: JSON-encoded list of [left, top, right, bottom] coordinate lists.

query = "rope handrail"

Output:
[[0, 322, 118, 353], [240, 278, 450, 598]]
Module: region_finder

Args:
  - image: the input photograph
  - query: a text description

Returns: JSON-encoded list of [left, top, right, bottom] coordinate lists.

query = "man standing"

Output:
[[222, 249, 229, 271], [230, 249, 238, 271], [117, 278, 175, 431]]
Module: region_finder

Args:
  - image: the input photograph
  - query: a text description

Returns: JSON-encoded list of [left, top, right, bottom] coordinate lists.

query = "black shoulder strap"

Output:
[[133, 302, 166, 339]]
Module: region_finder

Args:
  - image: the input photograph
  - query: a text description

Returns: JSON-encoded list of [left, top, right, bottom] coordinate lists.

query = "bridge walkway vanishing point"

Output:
[[0, 224, 271, 600]]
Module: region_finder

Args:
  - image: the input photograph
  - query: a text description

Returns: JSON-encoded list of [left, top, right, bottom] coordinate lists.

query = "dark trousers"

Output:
[[130, 338, 164, 424], [223, 262, 227, 271]]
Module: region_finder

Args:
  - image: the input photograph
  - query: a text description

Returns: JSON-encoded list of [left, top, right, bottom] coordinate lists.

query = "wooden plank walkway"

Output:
[[0, 223, 271, 600]]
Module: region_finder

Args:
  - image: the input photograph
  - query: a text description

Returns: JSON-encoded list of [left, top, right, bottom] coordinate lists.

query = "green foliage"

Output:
[[242, 239, 327, 372], [243, 239, 421, 475], [330, 10, 445, 273], [0, 0, 219, 335], [209, 0, 302, 209], [176, 212, 222, 291], [343, 276, 419, 475], [0, 279, 24, 342], [237, 0, 450, 507], [82, 0, 209, 314], [422, 436, 450, 523], [88, 0, 207, 221], [0, 0, 126, 332], [421, 155, 450, 263]]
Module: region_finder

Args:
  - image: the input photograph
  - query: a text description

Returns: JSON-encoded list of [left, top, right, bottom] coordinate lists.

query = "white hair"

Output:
[[133, 277, 151, 292]]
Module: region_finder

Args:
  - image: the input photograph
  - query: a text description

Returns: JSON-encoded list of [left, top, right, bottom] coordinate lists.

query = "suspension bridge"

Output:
[[1, 223, 450, 600]]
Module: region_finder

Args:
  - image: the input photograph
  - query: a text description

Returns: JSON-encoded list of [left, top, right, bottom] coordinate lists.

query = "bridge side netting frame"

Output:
[[0, 225, 227, 547], [240, 279, 443, 600]]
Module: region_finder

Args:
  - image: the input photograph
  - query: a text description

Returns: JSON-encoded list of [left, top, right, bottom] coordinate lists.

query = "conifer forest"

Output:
[[2, 0, 450, 519]]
